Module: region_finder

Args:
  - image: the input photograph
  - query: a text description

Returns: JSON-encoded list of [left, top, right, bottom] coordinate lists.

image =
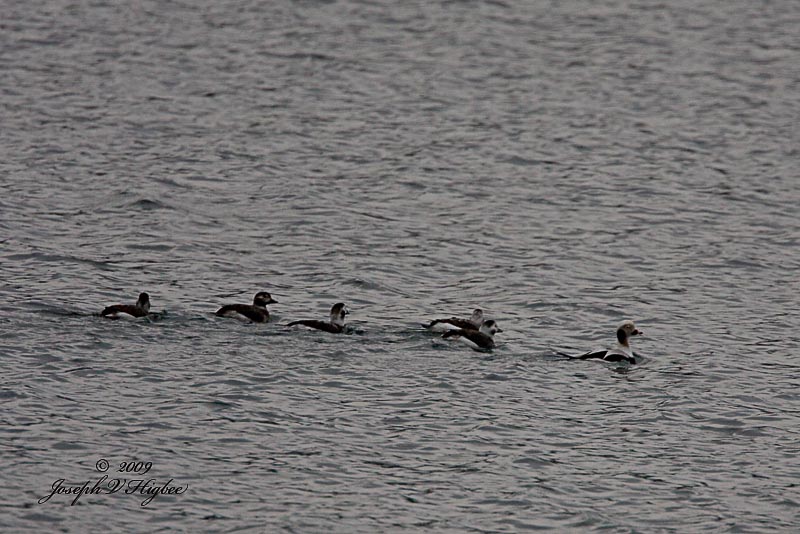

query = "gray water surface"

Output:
[[2, 1, 799, 532]]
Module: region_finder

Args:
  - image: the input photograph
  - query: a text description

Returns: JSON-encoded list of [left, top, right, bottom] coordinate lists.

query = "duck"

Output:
[[287, 303, 349, 334], [560, 320, 643, 364], [215, 291, 277, 323], [442, 319, 502, 351], [423, 308, 484, 333], [101, 292, 151, 319]]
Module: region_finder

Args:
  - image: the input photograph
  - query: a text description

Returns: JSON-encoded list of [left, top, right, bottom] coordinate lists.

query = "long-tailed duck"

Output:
[[215, 291, 277, 323], [287, 303, 349, 334], [101, 292, 150, 319], [424, 308, 484, 333], [442, 319, 502, 351], [560, 320, 643, 364]]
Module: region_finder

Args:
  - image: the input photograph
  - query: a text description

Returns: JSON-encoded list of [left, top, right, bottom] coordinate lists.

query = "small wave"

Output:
[[126, 198, 172, 211]]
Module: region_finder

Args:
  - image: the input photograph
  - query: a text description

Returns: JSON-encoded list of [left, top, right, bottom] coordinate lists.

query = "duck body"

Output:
[[101, 292, 150, 320], [442, 319, 502, 351], [563, 320, 643, 364], [574, 349, 636, 364], [424, 308, 484, 333], [216, 292, 276, 323], [286, 320, 344, 334], [287, 303, 349, 334]]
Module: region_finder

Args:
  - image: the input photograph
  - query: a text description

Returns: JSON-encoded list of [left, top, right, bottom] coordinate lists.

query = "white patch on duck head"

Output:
[[254, 292, 277, 307], [480, 319, 502, 336], [330, 303, 349, 326], [616, 320, 641, 347]]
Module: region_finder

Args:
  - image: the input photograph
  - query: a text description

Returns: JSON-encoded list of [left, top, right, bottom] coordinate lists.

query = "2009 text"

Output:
[[117, 461, 152, 475]]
